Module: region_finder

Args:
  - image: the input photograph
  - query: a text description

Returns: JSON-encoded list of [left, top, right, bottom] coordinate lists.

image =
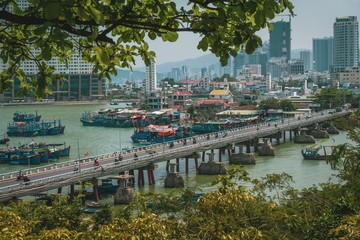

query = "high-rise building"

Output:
[[0, 0, 106, 101], [145, 60, 157, 92], [300, 50, 311, 72], [269, 21, 291, 61], [312, 37, 333, 72], [333, 16, 359, 68]]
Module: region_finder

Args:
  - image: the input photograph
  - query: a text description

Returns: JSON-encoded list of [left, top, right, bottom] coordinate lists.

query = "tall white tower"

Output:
[[145, 60, 157, 92], [333, 16, 359, 68]]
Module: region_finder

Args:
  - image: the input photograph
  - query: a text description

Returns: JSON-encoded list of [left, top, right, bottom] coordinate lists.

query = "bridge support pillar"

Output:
[[128, 169, 135, 186], [195, 158, 199, 173], [246, 142, 251, 153], [166, 160, 170, 172], [138, 169, 145, 187], [176, 158, 180, 172], [289, 131, 292, 140], [147, 168, 155, 185], [218, 149, 222, 162], [69, 184, 75, 201], [283, 131, 286, 142], [276, 137, 280, 145], [92, 178, 100, 202], [202, 151, 206, 162], [198, 153, 226, 175], [227, 148, 231, 158], [185, 158, 189, 173], [57, 187, 62, 194]]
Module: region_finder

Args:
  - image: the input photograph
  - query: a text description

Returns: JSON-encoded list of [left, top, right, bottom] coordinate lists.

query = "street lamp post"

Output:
[[77, 138, 80, 172]]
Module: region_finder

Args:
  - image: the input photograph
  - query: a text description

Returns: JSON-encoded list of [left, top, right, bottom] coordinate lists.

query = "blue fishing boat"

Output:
[[9, 152, 41, 165], [13, 111, 41, 122], [131, 124, 192, 144], [7, 119, 65, 137], [191, 120, 244, 134], [80, 111, 108, 126]]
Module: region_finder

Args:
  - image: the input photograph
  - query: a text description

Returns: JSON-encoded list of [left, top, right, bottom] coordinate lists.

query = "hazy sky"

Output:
[[139, 0, 360, 66]]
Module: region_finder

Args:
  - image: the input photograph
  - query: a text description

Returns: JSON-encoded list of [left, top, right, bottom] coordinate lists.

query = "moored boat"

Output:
[[301, 145, 331, 160], [191, 119, 244, 134], [13, 111, 41, 122], [131, 124, 192, 144]]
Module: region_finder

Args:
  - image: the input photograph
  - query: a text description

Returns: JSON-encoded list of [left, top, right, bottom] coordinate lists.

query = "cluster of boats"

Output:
[[80, 108, 180, 128], [0, 142, 71, 165], [6, 111, 65, 137]]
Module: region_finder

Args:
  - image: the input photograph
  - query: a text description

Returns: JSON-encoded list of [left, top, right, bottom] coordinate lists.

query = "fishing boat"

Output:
[[80, 111, 108, 126], [131, 124, 192, 144], [0, 136, 10, 144], [191, 119, 244, 134], [301, 145, 331, 160], [13, 111, 41, 122], [9, 152, 42, 165], [6, 119, 65, 137]]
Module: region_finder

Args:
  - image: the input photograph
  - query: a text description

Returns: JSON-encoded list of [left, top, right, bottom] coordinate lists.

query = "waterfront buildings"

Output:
[[312, 37, 333, 72]]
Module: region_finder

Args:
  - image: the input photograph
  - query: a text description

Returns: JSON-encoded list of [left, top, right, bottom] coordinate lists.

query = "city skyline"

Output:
[[141, 0, 360, 66]]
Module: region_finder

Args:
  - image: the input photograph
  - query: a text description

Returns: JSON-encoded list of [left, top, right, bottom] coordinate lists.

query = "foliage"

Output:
[[161, 78, 175, 86], [259, 97, 280, 110], [187, 105, 196, 119], [0, 0, 294, 98], [314, 87, 355, 109], [279, 99, 297, 111]]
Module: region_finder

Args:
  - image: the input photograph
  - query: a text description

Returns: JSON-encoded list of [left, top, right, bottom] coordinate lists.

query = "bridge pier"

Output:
[[195, 158, 199, 172], [198, 152, 227, 175], [166, 160, 170, 172], [218, 149, 222, 162], [164, 163, 184, 188], [202, 151, 205, 162], [57, 187, 62, 194], [113, 175, 135, 204]]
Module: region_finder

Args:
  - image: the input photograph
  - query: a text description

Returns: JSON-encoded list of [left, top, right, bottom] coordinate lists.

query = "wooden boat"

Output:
[[301, 146, 331, 160]]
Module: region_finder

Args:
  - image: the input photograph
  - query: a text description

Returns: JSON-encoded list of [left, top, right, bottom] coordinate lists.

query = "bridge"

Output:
[[0, 110, 351, 202]]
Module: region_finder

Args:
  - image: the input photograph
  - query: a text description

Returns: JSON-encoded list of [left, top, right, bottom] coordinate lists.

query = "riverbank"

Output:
[[0, 100, 138, 107]]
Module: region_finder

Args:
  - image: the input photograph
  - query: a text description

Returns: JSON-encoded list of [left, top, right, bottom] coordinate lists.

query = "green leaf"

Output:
[[44, 3, 61, 19], [96, 48, 110, 65], [86, 6, 104, 24], [41, 46, 52, 61]]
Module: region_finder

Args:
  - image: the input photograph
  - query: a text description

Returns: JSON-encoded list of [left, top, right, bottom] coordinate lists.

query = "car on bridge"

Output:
[[305, 114, 312, 119], [145, 149, 156, 155]]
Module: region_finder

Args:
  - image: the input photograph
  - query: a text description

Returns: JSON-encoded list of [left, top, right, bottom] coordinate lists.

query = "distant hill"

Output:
[[112, 53, 220, 84], [112, 49, 315, 84]]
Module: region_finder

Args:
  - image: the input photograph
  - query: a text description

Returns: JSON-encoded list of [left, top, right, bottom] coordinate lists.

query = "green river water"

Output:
[[0, 103, 349, 200]]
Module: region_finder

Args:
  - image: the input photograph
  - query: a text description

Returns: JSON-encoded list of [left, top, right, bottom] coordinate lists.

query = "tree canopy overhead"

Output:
[[0, 0, 294, 97]]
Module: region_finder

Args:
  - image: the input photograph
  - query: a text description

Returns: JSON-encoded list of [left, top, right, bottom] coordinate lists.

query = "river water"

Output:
[[0, 103, 348, 197]]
